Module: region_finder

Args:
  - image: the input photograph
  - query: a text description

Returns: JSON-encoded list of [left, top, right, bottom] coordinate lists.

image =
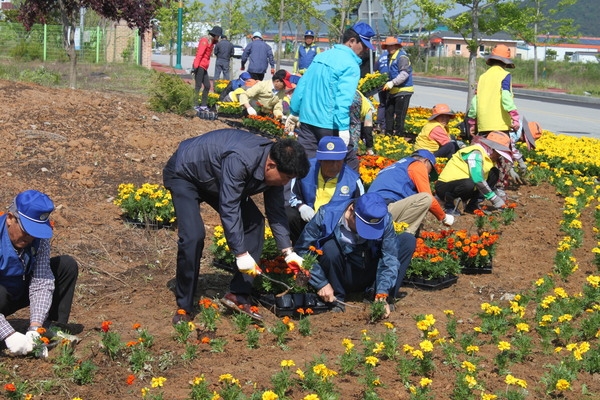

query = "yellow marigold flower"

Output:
[[192, 376, 205, 385], [482, 394, 498, 400], [303, 395, 319, 400], [427, 328, 440, 338], [461, 360, 476, 372], [542, 314, 553, 322], [151, 377, 166, 388], [416, 320, 430, 331], [383, 322, 394, 329], [554, 327, 561, 334], [474, 326, 482, 332], [141, 387, 149, 397], [420, 340, 434, 352], [411, 349, 424, 359], [464, 375, 477, 388], [342, 338, 354, 352], [498, 341, 511, 351], [516, 323, 530, 332], [373, 342, 385, 354], [296, 369, 305, 379], [424, 314, 436, 325], [586, 275, 600, 288], [409, 386, 417, 394], [403, 344, 414, 353], [443, 309, 454, 316], [262, 391, 279, 400], [365, 356, 379, 366], [555, 379, 570, 391], [281, 360, 295, 367], [466, 345, 479, 354], [480, 302, 491, 311], [558, 314, 572, 323], [555, 347, 563, 353], [554, 287, 568, 298], [372, 378, 381, 386], [420, 377, 433, 387], [535, 277, 545, 286]]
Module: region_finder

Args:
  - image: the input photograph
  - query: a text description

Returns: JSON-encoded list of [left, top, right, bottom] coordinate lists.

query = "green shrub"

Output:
[[18, 66, 61, 85], [148, 71, 194, 115]]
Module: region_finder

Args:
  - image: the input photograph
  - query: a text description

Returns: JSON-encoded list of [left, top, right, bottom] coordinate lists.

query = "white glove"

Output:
[[285, 115, 299, 133], [298, 204, 315, 222], [518, 159, 527, 172], [5, 332, 35, 355], [489, 194, 505, 209], [509, 168, 524, 184], [25, 330, 41, 342], [284, 251, 304, 268], [246, 106, 257, 116], [442, 214, 455, 226], [236, 253, 260, 276], [338, 130, 350, 146], [25, 330, 48, 358], [384, 81, 394, 90]]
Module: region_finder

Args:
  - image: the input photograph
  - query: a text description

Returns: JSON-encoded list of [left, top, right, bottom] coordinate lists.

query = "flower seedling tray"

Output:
[[197, 110, 218, 120], [461, 263, 493, 275], [124, 217, 173, 230], [403, 274, 458, 290], [212, 259, 236, 274], [258, 293, 330, 317]]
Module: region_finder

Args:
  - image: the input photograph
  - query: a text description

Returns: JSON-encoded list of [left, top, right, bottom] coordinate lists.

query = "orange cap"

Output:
[[428, 104, 456, 120]]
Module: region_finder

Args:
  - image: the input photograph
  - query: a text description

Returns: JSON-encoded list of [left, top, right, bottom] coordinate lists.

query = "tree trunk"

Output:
[[59, 0, 77, 89]]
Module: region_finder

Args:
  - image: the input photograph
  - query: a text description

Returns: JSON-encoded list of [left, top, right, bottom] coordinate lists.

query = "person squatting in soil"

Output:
[[414, 103, 464, 158], [287, 136, 364, 244], [0, 190, 78, 357], [235, 70, 294, 119], [294, 192, 416, 318], [192, 26, 222, 112], [368, 149, 456, 234], [435, 132, 513, 215], [286, 22, 376, 171], [163, 130, 310, 323]]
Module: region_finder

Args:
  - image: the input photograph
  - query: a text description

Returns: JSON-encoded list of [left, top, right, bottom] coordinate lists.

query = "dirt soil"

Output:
[[0, 78, 597, 399]]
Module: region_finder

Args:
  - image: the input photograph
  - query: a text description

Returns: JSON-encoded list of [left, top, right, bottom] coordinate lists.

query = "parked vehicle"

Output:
[[233, 45, 243, 59]]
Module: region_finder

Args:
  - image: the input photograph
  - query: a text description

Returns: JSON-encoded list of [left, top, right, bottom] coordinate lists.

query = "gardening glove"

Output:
[[509, 110, 520, 131], [467, 118, 477, 136], [236, 253, 261, 276], [5, 332, 35, 355], [246, 106, 257, 116], [489, 194, 505, 209], [284, 252, 304, 269], [442, 214, 455, 226], [25, 330, 48, 359], [270, 68, 275, 75], [517, 159, 528, 173], [285, 115, 299, 133], [509, 168, 524, 184], [383, 81, 394, 91], [298, 204, 315, 222], [338, 130, 350, 147]]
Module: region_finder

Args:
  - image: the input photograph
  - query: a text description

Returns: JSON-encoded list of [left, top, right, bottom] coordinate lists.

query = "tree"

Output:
[[206, 0, 253, 41], [18, 0, 162, 88], [154, 1, 204, 67], [503, 0, 578, 84], [381, 0, 414, 36], [413, 0, 452, 73]]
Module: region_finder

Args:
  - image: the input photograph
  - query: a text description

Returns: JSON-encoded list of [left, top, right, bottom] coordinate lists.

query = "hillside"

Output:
[[547, 0, 600, 37]]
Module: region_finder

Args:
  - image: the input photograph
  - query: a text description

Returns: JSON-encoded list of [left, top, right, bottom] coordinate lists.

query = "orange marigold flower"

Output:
[[474, 209, 485, 217], [309, 245, 317, 252], [282, 316, 291, 324], [36, 327, 46, 335], [40, 337, 50, 345], [201, 336, 211, 344], [101, 320, 112, 333], [297, 308, 305, 315], [250, 306, 259, 313], [126, 341, 138, 347], [132, 323, 141, 330], [126, 374, 135, 385], [199, 298, 213, 308], [4, 383, 16, 392], [375, 293, 388, 300], [306, 308, 314, 314], [177, 309, 187, 315]]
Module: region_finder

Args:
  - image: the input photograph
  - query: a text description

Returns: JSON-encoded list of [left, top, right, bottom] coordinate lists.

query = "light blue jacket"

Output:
[[290, 44, 361, 131]]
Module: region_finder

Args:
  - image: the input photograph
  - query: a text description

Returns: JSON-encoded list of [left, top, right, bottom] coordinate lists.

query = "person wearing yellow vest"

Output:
[[467, 44, 520, 136], [414, 104, 463, 158], [434, 132, 512, 215], [381, 37, 414, 139]]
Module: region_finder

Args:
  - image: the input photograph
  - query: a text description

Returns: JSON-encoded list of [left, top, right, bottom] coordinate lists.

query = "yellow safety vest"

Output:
[[476, 66, 513, 132], [414, 121, 444, 152], [438, 144, 494, 183]]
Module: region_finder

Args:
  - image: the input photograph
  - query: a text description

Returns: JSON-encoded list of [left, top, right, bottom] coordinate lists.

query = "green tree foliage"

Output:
[[206, 0, 252, 40], [381, 0, 414, 36], [154, 1, 204, 64]]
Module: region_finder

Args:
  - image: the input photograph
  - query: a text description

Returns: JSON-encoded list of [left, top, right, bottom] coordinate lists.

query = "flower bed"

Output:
[[241, 115, 285, 137]]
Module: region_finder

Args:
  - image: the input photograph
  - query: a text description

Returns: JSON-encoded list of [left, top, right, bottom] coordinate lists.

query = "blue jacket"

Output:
[[163, 129, 290, 255], [241, 40, 275, 74], [290, 44, 361, 131], [294, 198, 401, 296], [289, 158, 363, 208], [367, 157, 418, 202]]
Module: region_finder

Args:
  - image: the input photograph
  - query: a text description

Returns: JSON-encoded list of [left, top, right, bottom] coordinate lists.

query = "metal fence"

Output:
[[0, 21, 141, 64]]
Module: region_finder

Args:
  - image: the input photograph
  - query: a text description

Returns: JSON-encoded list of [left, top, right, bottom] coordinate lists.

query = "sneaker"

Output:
[[193, 106, 201, 112], [198, 106, 209, 112], [220, 292, 263, 322], [445, 208, 461, 217]]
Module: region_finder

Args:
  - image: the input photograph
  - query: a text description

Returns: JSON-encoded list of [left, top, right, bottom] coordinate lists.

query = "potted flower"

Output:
[[405, 230, 461, 288], [453, 230, 499, 273], [113, 183, 175, 228], [216, 101, 243, 117], [213, 79, 229, 94], [358, 71, 388, 97], [242, 115, 285, 137]]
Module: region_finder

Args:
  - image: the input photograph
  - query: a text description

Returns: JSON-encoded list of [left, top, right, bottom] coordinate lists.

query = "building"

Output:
[[517, 36, 600, 62], [428, 31, 517, 59]]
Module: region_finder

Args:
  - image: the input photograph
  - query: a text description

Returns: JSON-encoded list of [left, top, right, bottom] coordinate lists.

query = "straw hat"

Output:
[[485, 44, 515, 68], [380, 36, 402, 50]]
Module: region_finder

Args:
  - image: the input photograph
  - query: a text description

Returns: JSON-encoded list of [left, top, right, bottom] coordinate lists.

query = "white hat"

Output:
[[252, 31, 262, 39]]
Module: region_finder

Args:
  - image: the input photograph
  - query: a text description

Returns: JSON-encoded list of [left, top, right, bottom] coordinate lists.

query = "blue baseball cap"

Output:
[[351, 22, 375, 51], [354, 193, 387, 240], [240, 71, 251, 81], [305, 30, 315, 37], [316, 136, 347, 161], [14, 190, 55, 239], [412, 150, 438, 180]]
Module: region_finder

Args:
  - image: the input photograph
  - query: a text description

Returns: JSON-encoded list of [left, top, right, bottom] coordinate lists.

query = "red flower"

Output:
[[126, 374, 135, 385], [132, 323, 141, 330], [4, 383, 16, 392], [101, 320, 112, 333]]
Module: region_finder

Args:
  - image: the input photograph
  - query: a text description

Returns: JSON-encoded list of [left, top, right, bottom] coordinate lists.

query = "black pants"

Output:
[[434, 142, 460, 159], [193, 67, 210, 107], [434, 167, 500, 207], [286, 206, 306, 245], [214, 59, 231, 80], [0, 255, 78, 325], [249, 72, 265, 81], [296, 123, 359, 172], [385, 92, 413, 135], [163, 160, 265, 313]]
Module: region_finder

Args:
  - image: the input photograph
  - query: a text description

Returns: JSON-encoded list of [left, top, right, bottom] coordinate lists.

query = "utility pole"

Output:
[[175, 0, 183, 70], [277, 0, 284, 70]]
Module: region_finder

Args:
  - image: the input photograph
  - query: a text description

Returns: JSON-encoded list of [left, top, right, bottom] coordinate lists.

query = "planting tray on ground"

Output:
[[258, 293, 330, 317], [403, 274, 458, 290], [461, 262, 493, 275], [124, 217, 173, 230]]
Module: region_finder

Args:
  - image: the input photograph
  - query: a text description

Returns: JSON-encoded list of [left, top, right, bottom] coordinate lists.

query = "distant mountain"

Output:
[[547, 0, 600, 37]]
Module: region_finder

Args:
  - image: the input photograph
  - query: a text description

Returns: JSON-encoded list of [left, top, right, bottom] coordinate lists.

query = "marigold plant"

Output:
[[114, 183, 175, 225]]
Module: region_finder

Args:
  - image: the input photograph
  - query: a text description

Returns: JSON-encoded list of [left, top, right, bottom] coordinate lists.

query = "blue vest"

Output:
[[0, 214, 40, 298], [368, 157, 418, 202], [377, 51, 389, 74], [388, 49, 414, 89], [297, 44, 319, 70], [299, 159, 361, 208]]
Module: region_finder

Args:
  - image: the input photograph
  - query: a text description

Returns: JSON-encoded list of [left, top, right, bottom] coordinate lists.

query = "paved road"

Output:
[[153, 54, 600, 139]]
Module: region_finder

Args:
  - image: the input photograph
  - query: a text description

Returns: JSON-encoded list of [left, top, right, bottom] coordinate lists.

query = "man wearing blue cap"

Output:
[[241, 32, 275, 81], [294, 192, 416, 317], [368, 150, 456, 234], [287, 136, 365, 243], [293, 30, 321, 75], [287, 22, 376, 170], [0, 190, 78, 356]]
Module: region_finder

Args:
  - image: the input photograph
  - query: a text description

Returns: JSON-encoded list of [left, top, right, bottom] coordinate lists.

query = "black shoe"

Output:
[[330, 304, 345, 313]]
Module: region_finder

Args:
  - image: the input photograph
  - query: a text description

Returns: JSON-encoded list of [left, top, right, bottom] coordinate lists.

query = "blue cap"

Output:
[[240, 71, 251, 81], [412, 150, 438, 180], [351, 22, 375, 50], [305, 30, 315, 37], [316, 136, 347, 161], [14, 190, 55, 239], [289, 74, 301, 85], [354, 193, 387, 240]]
